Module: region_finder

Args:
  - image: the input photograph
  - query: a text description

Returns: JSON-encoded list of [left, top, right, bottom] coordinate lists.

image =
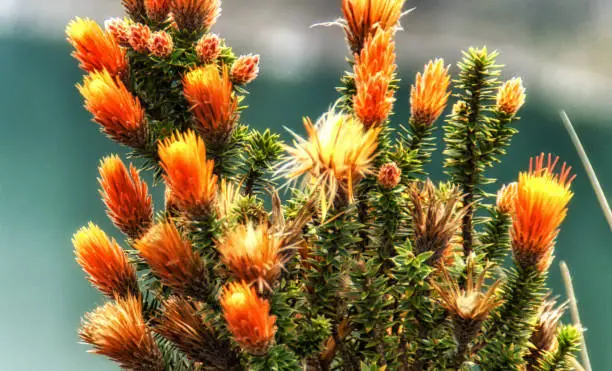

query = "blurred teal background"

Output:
[[1, 1, 611, 370]]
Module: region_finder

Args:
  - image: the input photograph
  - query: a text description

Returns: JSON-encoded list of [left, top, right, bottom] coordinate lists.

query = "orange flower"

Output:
[[341, 0, 406, 52], [170, 0, 221, 33], [196, 33, 221, 63], [78, 69, 148, 148], [410, 58, 451, 127], [183, 66, 239, 145], [66, 18, 128, 77], [496, 182, 518, 214], [353, 28, 396, 128], [104, 18, 131, 46], [496, 77, 526, 116], [73, 223, 139, 298], [145, 0, 171, 23], [98, 155, 153, 239], [135, 220, 209, 298], [128, 23, 152, 53], [148, 30, 174, 58], [220, 282, 277, 355], [158, 130, 218, 216], [231, 55, 260, 85], [80, 295, 164, 370], [122, 0, 147, 20], [511, 153, 575, 272], [377, 162, 402, 189], [218, 222, 283, 291]]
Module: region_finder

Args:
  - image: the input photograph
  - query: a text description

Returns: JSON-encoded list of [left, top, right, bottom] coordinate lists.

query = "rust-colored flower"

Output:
[[218, 222, 283, 291], [145, 0, 171, 23], [158, 130, 218, 216], [122, 0, 147, 20], [80, 295, 164, 370], [353, 28, 396, 128], [98, 155, 153, 239], [170, 0, 221, 33], [135, 220, 209, 299], [183, 65, 239, 145], [511, 153, 575, 272], [528, 296, 567, 363], [148, 30, 174, 58], [73, 223, 139, 298], [66, 18, 128, 77], [496, 182, 518, 214], [496, 77, 526, 116], [410, 58, 451, 128], [281, 110, 381, 219], [231, 55, 260, 85], [341, 0, 406, 53], [78, 69, 148, 148], [128, 22, 152, 53], [378, 162, 402, 189], [104, 18, 131, 46], [196, 33, 221, 63], [220, 282, 277, 355]]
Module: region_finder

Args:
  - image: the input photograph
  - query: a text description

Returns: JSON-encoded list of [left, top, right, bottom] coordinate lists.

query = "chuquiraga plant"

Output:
[[66, 0, 583, 370]]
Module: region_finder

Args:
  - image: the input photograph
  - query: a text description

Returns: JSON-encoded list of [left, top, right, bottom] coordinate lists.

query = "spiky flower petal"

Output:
[[341, 0, 406, 53], [410, 58, 451, 127], [196, 33, 222, 63], [231, 54, 260, 85], [170, 0, 221, 33], [145, 0, 171, 23], [216, 178, 243, 219], [220, 282, 277, 355], [66, 18, 128, 76], [148, 30, 174, 57], [496, 182, 518, 214], [496, 77, 526, 116], [80, 295, 164, 370], [98, 155, 153, 239], [526, 295, 567, 366], [122, 0, 146, 20]]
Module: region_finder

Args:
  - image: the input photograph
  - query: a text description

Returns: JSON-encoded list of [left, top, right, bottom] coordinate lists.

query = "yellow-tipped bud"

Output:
[[410, 58, 451, 127], [496, 77, 526, 116]]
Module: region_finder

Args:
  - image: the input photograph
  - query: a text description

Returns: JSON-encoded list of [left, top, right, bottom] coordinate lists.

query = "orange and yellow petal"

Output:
[[341, 0, 406, 53], [496, 77, 526, 116], [410, 58, 451, 127]]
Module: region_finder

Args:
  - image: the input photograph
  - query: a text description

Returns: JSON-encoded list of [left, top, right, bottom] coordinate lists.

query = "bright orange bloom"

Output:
[[145, 0, 171, 23], [183, 66, 239, 144], [80, 295, 164, 370], [496, 182, 518, 214], [196, 33, 221, 63], [66, 18, 128, 77], [496, 77, 526, 116], [281, 110, 381, 219], [170, 0, 221, 33], [104, 18, 131, 46], [135, 220, 209, 298], [512, 153, 575, 272], [128, 22, 152, 53], [220, 282, 277, 355], [98, 155, 153, 239], [78, 69, 147, 148], [341, 0, 406, 53], [377, 162, 402, 189], [148, 30, 174, 58], [158, 130, 218, 216], [231, 55, 260, 85], [218, 222, 283, 291], [73, 223, 138, 298], [353, 28, 396, 128], [410, 58, 451, 127]]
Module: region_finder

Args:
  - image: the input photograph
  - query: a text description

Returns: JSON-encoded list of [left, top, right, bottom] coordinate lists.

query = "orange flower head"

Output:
[[98, 155, 153, 239], [512, 153, 575, 272], [410, 58, 451, 127], [281, 110, 381, 219], [496, 77, 526, 116], [73, 223, 138, 298], [218, 222, 283, 291], [128, 22, 152, 53], [78, 69, 148, 148], [196, 33, 222, 63], [220, 282, 277, 355], [135, 220, 209, 298], [378, 162, 402, 189], [104, 18, 131, 46], [496, 182, 518, 214], [353, 28, 397, 128], [122, 0, 147, 20], [341, 0, 406, 53], [158, 130, 218, 216], [231, 54, 261, 85], [183, 66, 239, 145], [148, 30, 174, 58], [170, 0, 221, 33], [80, 295, 164, 370], [66, 18, 128, 77], [145, 0, 171, 23]]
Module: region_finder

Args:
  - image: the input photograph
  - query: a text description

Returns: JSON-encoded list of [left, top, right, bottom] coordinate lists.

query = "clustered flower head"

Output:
[[66, 18, 128, 77], [220, 281, 277, 355], [511, 153, 575, 272], [378, 162, 402, 189], [341, 0, 406, 53], [104, 17, 131, 46], [282, 110, 381, 219], [128, 22, 152, 53], [353, 28, 397, 128], [496, 77, 526, 116], [196, 33, 222, 63], [148, 31, 174, 57], [170, 0, 221, 33], [410, 58, 451, 128], [231, 54, 261, 85], [144, 0, 171, 23]]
